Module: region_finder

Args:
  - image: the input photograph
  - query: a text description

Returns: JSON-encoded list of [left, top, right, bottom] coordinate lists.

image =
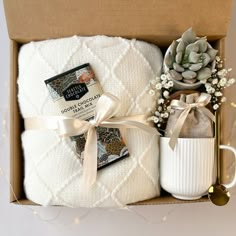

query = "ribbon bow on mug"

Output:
[[24, 93, 158, 189], [168, 93, 216, 150]]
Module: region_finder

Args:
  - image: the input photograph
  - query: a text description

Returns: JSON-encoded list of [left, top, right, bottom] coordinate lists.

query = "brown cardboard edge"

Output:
[[218, 37, 235, 185], [3, 0, 233, 44], [8, 35, 227, 48], [13, 195, 209, 206], [10, 38, 224, 206], [133, 195, 209, 206], [10, 40, 23, 202]]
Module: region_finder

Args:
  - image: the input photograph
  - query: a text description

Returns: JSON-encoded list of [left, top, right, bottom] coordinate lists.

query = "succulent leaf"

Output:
[[186, 42, 199, 53], [182, 70, 197, 79], [189, 51, 201, 63], [181, 28, 196, 43], [182, 63, 190, 68], [169, 40, 178, 56], [175, 51, 183, 64], [207, 48, 218, 62], [176, 40, 186, 53], [202, 53, 211, 67], [173, 63, 185, 72], [164, 52, 174, 68], [189, 63, 203, 71], [195, 38, 208, 52], [164, 28, 216, 87], [183, 79, 197, 84], [169, 70, 182, 81], [196, 67, 212, 80]]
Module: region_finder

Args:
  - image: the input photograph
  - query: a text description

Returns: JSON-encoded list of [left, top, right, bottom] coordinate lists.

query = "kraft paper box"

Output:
[[3, 0, 234, 206]]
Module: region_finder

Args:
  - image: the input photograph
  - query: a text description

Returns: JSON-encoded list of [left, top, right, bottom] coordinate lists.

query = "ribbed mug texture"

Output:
[[160, 137, 215, 200]]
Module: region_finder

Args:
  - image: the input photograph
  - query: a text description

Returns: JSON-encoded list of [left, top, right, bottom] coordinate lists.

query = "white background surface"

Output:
[[1, 1, 236, 235]]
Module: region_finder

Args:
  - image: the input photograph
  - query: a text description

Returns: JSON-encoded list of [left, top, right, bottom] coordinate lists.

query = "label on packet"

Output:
[[45, 63, 129, 169]]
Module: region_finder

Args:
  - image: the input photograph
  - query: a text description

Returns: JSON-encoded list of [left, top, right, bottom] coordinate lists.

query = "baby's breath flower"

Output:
[[212, 78, 218, 85], [168, 81, 174, 87], [213, 104, 219, 110], [151, 55, 233, 128], [211, 88, 216, 93], [147, 116, 155, 121], [221, 97, 227, 102], [164, 83, 170, 89], [219, 78, 227, 87], [200, 79, 207, 84], [155, 83, 162, 90], [206, 86, 215, 94], [163, 90, 169, 98], [216, 56, 221, 62], [161, 74, 167, 80], [163, 112, 169, 118], [215, 91, 222, 97], [149, 89, 155, 96], [228, 78, 236, 85], [161, 80, 166, 85], [150, 79, 157, 85], [158, 98, 165, 104], [153, 117, 159, 123], [206, 86, 212, 92], [217, 69, 227, 78], [212, 69, 217, 73]]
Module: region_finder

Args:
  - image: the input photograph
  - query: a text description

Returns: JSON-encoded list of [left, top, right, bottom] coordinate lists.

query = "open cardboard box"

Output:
[[3, 0, 234, 206]]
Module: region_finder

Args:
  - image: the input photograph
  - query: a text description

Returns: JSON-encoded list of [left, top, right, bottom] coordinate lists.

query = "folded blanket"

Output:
[[18, 35, 162, 207]]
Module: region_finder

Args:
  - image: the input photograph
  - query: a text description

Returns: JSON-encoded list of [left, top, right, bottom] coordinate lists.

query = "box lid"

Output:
[[3, 0, 233, 45]]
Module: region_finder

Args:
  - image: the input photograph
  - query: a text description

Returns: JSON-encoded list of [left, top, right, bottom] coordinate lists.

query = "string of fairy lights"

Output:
[[0, 107, 179, 226], [0, 98, 236, 226]]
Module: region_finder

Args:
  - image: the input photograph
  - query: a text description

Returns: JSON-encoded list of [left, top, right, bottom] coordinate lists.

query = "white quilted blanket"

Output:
[[18, 35, 162, 207]]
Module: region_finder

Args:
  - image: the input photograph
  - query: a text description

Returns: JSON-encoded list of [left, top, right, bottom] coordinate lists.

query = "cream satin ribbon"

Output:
[[24, 93, 158, 189], [168, 93, 215, 150]]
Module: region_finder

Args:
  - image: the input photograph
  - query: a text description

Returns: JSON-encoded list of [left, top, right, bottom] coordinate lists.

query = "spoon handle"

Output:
[[215, 110, 221, 183]]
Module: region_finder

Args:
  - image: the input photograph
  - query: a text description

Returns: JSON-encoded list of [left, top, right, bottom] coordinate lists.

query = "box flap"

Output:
[[3, 0, 233, 45]]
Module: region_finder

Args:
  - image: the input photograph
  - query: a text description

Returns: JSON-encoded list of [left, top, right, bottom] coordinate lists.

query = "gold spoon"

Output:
[[208, 111, 230, 206]]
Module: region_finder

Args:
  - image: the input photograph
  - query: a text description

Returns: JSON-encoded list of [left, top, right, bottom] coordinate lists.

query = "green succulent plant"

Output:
[[164, 28, 218, 84]]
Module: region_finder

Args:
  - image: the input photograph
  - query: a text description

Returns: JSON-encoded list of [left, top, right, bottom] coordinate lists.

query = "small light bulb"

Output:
[[231, 102, 236, 108], [2, 119, 6, 126], [162, 216, 167, 222], [74, 217, 80, 225]]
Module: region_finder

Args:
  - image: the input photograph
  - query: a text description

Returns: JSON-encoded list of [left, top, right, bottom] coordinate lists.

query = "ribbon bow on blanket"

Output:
[[168, 93, 216, 150], [24, 93, 158, 189]]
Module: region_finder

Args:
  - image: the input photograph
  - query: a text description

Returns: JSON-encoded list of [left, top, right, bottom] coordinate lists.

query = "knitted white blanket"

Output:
[[18, 35, 162, 207]]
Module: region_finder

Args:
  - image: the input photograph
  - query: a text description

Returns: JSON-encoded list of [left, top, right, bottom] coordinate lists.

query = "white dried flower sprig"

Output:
[[200, 56, 236, 110], [148, 55, 235, 131], [148, 73, 174, 128]]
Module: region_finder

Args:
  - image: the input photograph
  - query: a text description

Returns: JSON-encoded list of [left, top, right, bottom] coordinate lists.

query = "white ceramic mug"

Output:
[[160, 137, 236, 200]]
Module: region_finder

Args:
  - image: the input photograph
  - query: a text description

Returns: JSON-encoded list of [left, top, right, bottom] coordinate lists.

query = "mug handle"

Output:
[[220, 145, 236, 189]]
